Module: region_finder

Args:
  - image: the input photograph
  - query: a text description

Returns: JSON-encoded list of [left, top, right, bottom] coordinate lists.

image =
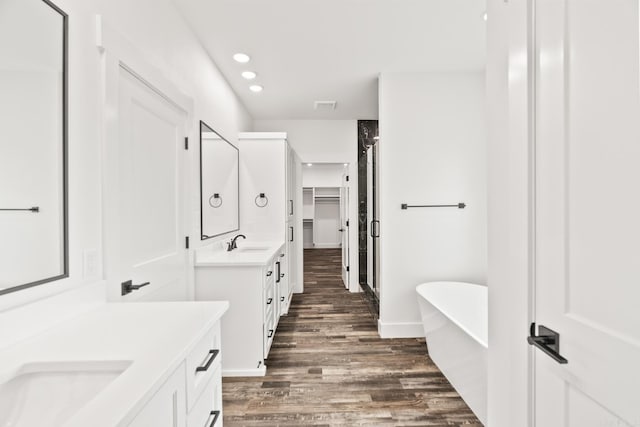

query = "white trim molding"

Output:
[[222, 366, 267, 377], [377, 320, 424, 339]]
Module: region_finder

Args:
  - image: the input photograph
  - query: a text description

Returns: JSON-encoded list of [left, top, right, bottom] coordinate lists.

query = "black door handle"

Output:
[[528, 323, 568, 364], [370, 220, 380, 238], [121, 280, 150, 296]]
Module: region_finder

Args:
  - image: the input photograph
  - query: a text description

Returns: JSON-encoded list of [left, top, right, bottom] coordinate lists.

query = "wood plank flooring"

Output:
[[222, 249, 482, 426]]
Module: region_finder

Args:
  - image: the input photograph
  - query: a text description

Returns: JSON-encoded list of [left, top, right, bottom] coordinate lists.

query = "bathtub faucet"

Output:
[[227, 234, 246, 251]]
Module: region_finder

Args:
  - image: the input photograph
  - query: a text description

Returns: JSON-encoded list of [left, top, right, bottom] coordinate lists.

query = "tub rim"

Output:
[[416, 281, 488, 348]]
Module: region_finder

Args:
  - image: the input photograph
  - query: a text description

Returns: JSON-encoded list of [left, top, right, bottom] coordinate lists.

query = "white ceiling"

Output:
[[174, 0, 487, 120]]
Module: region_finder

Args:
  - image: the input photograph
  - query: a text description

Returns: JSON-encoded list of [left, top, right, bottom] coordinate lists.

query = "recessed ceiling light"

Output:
[[249, 85, 263, 93], [307, 163, 313, 167], [483, 12, 488, 21], [233, 53, 250, 63], [242, 71, 257, 80], [344, 163, 348, 166]]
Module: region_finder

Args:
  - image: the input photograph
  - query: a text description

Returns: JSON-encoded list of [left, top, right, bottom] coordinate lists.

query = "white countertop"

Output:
[[0, 301, 229, 427], [195, 241, 284, 267]]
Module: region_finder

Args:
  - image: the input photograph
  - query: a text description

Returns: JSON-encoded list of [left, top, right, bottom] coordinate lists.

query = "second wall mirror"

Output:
[[200, 121, 239, 239]]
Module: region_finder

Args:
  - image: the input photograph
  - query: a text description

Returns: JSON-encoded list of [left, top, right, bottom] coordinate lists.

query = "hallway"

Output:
[[222, 249, 481, 426]]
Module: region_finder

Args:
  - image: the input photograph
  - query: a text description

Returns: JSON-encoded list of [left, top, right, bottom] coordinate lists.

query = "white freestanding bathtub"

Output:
[[416, 281, 488, 425]]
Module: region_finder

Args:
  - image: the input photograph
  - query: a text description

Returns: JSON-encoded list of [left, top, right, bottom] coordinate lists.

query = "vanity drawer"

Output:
[[188, 367, 223, 427], [264, 281, 275, 311], [186, 323, 221, 411], [263, 311, 276, 358]]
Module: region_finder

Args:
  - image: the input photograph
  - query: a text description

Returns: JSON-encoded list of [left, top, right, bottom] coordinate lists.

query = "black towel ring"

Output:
[[209, 193, 223, 208], [255, 193, 268, 208]]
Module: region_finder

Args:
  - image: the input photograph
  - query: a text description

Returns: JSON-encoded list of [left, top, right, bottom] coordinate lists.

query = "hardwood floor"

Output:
[[222, 249, 482, 426]]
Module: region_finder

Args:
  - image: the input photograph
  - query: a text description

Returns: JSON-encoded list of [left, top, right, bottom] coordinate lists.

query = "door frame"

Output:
[[487, 0, 537, 426], [96, 16, 195, 301], [340, 175, 350, 289]]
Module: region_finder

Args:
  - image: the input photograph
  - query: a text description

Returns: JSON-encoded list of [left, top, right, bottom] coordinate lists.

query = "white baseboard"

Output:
[[222, 366, 267, 377], [311, 243, 341, 249], [378, 320, 425, 338]]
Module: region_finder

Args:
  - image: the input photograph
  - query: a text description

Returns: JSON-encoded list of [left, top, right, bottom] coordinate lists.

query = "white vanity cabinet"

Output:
[[238, 133, 302, 316], [127, 363, 187, 427], [0, 301, 228, 427], [128, 322, 224, 427], [195, 243, 284, 376]]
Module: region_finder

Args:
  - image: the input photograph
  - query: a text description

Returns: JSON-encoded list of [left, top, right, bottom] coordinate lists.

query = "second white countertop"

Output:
[[195, 241, 285, 267]]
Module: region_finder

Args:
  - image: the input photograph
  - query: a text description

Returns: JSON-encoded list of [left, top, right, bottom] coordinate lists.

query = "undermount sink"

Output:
[[0, 360, 131, 427], [235, 246, 270, 252]]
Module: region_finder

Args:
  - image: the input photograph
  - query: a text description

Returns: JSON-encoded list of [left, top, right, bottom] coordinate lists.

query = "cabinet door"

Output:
[[286, 144, 294, 219], [286, 236, 295, 300], [128, 363, 186, 427], [277, 252, 288, 316]]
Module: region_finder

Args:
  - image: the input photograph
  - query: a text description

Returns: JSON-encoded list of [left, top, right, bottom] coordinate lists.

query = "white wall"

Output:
[[378, 71, 487, 338], [255, 120, 355, 164], [0, 0, 251, 315], [302, 163, 345, 188], [254, 120, 361, 292]]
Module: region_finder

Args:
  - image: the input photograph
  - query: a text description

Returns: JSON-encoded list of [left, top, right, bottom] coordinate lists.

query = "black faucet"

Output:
[[227, 234, 246, 251]]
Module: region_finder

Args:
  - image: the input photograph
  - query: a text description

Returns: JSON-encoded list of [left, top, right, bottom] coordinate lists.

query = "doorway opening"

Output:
[[302, 163, 350, 290]]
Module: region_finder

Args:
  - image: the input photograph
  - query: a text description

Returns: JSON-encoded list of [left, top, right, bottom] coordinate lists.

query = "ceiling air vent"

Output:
[[314, 101, 337, 111]]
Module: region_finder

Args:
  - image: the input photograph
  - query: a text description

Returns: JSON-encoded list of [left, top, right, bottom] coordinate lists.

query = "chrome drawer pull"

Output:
[[195, 349, 220, 373], [205, 410, 220, 427]]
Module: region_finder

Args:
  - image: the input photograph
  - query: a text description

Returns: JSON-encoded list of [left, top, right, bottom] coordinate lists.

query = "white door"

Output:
[[340, 179, 349, 289], [532, 1, 640, 425], [105, 66, 189, 301]]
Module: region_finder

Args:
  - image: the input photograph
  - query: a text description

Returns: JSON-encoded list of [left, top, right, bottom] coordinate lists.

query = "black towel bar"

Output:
[[0, 207, 40, 212], [401, 203, 466, 210]]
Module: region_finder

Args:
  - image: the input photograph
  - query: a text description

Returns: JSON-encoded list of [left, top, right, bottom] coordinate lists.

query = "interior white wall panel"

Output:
[[378, 71, 487, 337]]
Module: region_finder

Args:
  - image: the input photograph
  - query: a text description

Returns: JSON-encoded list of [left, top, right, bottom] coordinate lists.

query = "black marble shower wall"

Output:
[[357, 120, 379, 319]]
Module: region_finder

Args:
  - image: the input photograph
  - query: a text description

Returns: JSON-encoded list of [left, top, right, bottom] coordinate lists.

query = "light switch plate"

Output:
[[83, 249, 100, 279]]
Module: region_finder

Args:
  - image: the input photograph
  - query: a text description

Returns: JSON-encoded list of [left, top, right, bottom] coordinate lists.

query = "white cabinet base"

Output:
[[222, 366, 267, 377]]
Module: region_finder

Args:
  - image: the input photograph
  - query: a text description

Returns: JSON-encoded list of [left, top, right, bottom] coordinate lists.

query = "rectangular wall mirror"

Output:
[[0, 0, 68, 295], [200, 121, 240, 240]]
